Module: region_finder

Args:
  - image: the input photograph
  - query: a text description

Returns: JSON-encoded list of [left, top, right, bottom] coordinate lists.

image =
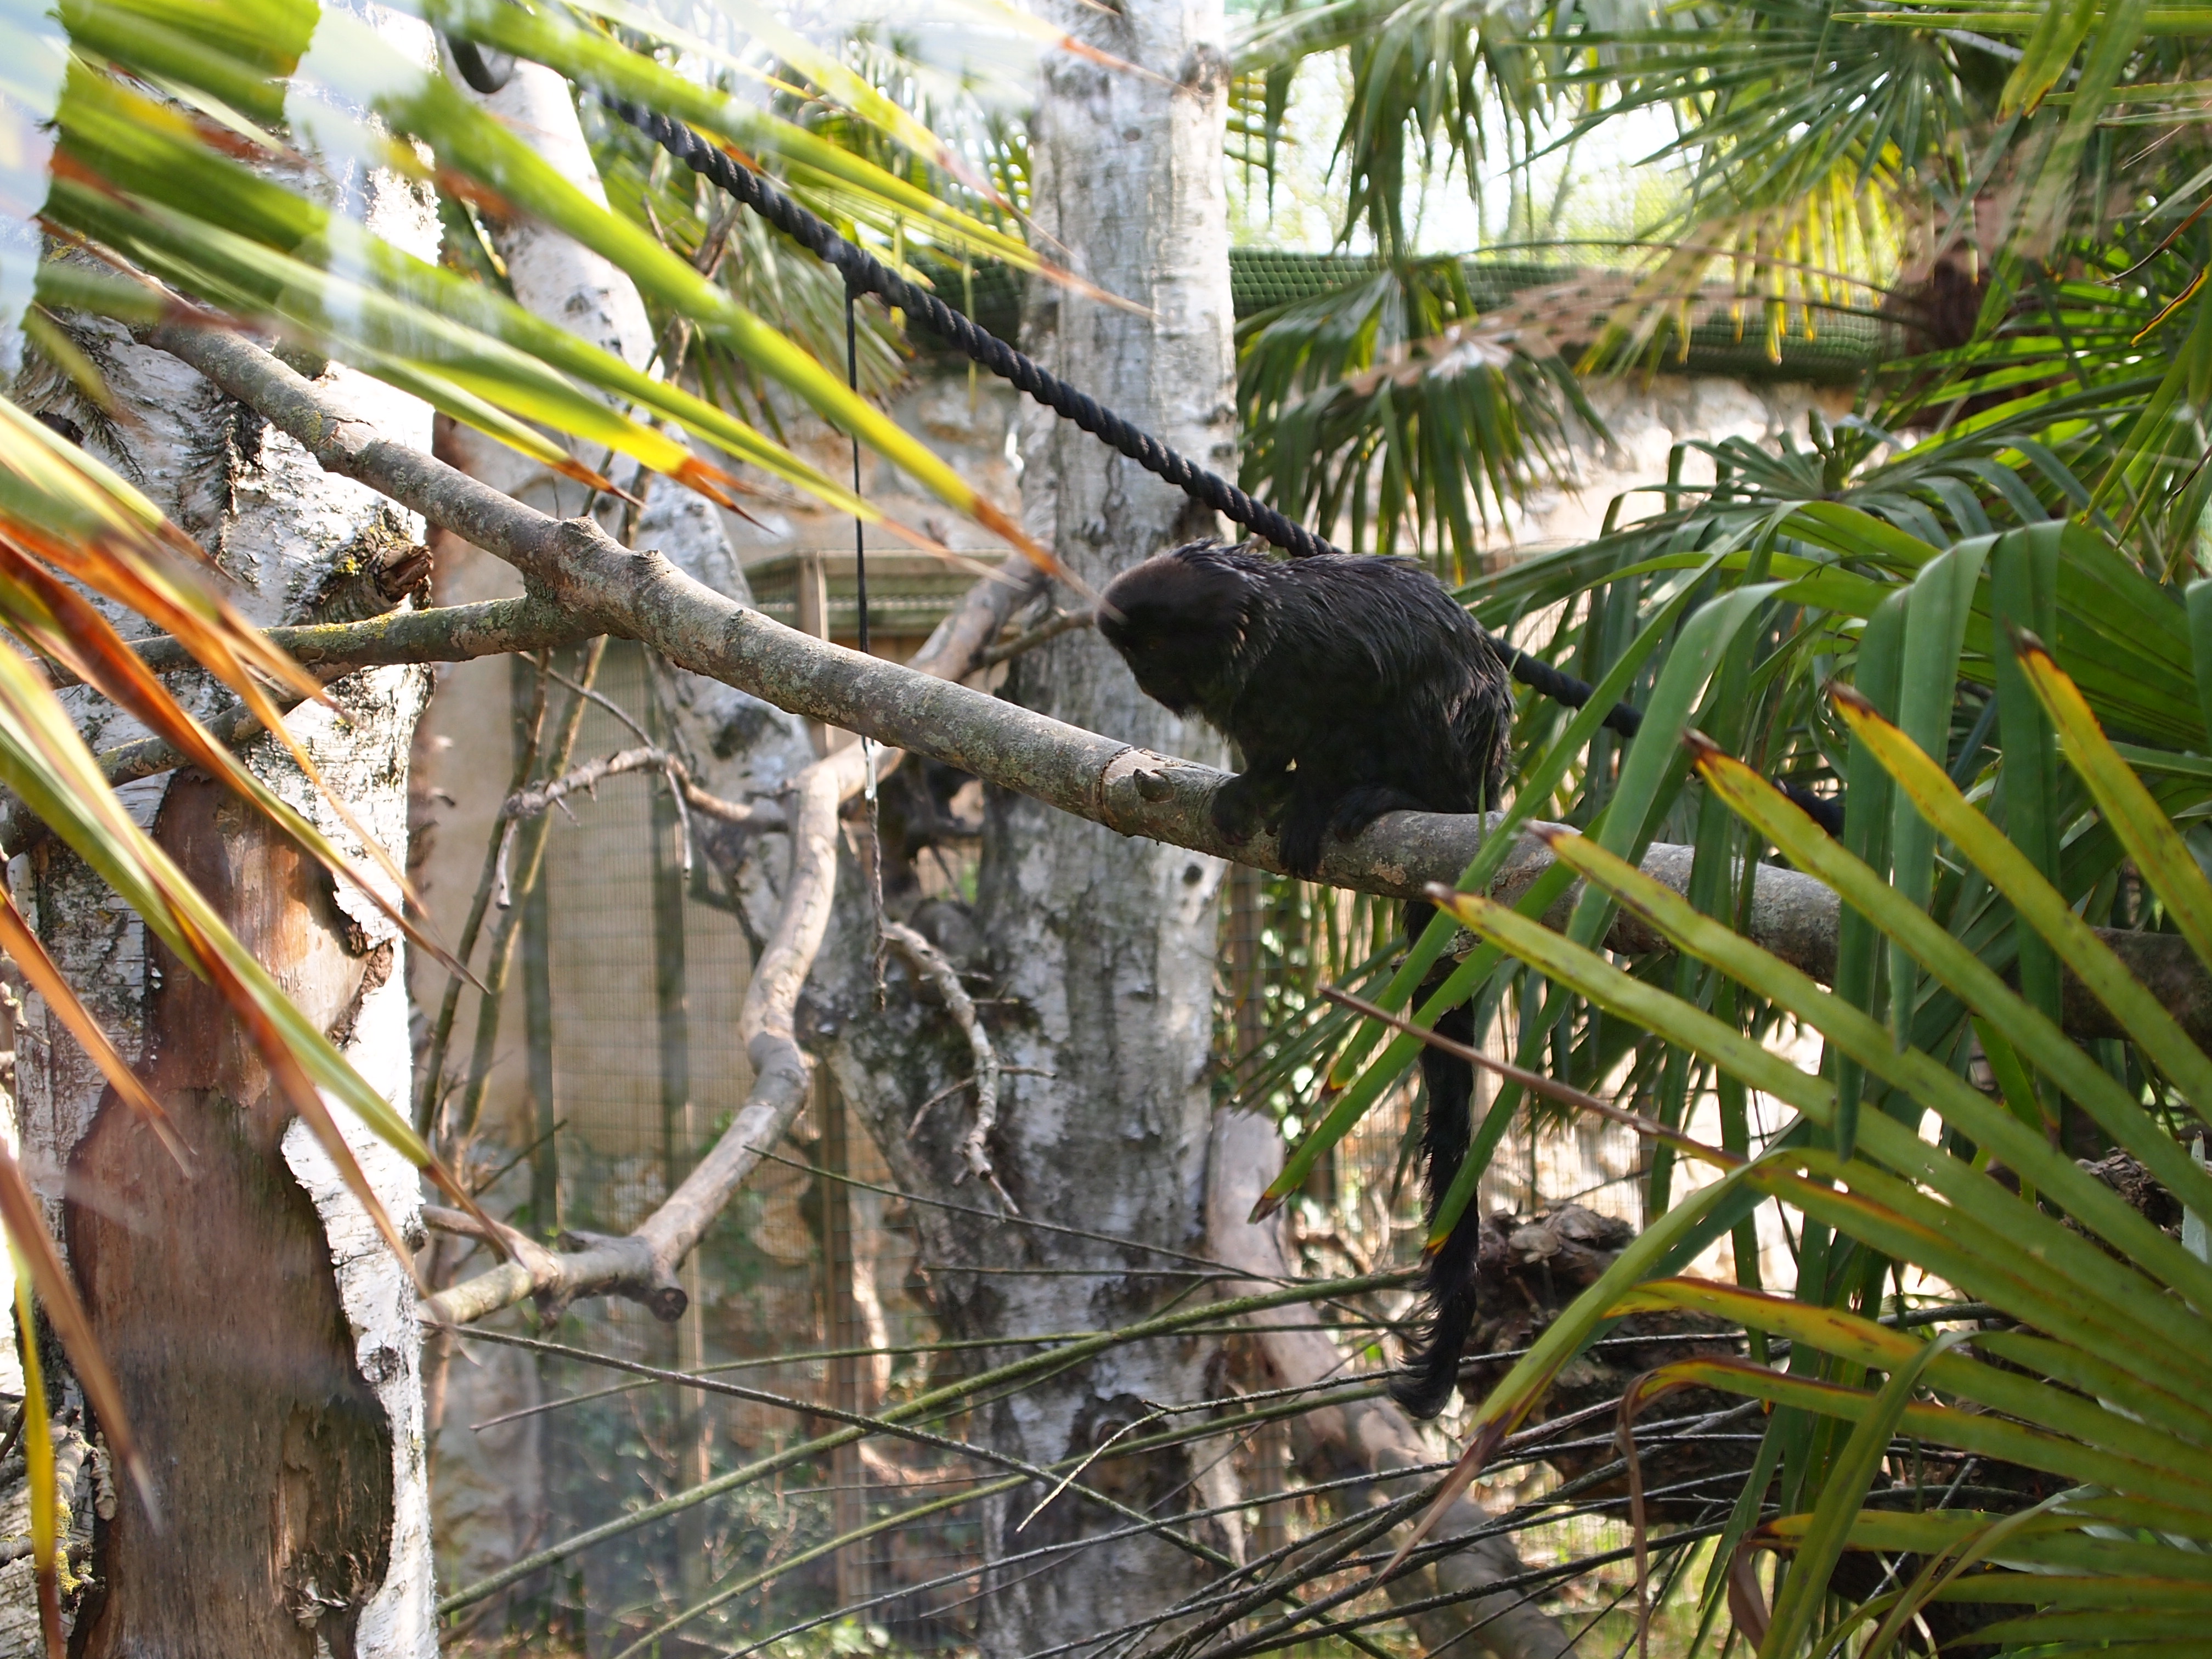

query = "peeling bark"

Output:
[[66, 775, 398, 1658]]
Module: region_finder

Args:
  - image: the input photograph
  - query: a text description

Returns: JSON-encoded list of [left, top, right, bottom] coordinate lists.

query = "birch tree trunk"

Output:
[[4, 7, 441, 1650], [815, 3, 1240, 1650], [958, 8, 1238, 1640]]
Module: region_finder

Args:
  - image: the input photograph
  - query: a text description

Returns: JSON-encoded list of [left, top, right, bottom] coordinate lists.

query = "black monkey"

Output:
[[1096, 540, 1513, 878], [1097, 539, 1506, 1417]]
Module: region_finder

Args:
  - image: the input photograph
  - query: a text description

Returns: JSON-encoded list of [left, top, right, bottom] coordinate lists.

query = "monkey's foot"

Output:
[[1274, 799, 1331, 879], [1209, 771, 1290, 848]]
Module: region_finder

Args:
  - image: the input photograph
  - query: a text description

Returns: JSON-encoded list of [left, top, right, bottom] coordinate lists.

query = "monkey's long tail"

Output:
[[1389, 903, 1485, 1421]]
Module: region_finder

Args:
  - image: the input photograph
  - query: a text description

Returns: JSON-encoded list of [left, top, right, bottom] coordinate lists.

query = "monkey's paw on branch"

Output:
[[1206, 768, 1291, 849]]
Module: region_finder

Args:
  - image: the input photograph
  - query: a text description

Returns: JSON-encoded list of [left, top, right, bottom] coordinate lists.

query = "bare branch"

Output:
[[447, 637, 609, 1140], [417, 652, 554, 1129], [131, 596, 589, 680], [883, 920, 1012, 1212], [541, 663, 651, 746], [499, 744, 769, 828], [431, 1268, 1408, 1614], [2, 597, 591, 862], [1205, 1109, 1576, 1659], [419, 501, 1045, 1328], [977, 606, 1092, 668]]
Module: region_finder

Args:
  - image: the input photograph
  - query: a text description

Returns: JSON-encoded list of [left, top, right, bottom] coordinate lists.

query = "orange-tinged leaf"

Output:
[[0, 1156, 146, 1517], [0, 643, 494, 1268], [350, 352, 639, 503], [0, 888, 185, 1165], [0, 531, 467, 980]]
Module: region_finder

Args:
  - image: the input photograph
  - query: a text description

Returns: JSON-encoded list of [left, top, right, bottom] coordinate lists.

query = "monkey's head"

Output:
[[1095, 541, 1251, 716]]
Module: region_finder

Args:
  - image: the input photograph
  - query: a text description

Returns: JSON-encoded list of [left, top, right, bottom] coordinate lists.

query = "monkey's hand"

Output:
[[1210, 770, 1293, 849], [1274, 787, 1336, 879]]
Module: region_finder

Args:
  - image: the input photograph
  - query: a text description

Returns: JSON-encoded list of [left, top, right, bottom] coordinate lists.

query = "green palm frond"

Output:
[[1237, 257, 1595, 571], [1240, 0, 1554, 255], [22, 0, 1059, 561], [1424, 661, 2212, 1650], [0, 0, 1066, 1576]]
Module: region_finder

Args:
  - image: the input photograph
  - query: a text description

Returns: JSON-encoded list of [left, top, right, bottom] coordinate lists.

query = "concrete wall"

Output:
[[1484, 373, 1855, 554]]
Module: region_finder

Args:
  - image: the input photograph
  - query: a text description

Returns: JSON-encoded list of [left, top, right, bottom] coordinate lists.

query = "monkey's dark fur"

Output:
[[1097, 540, 1513, 878], [1098, 539, 1508, 1417]]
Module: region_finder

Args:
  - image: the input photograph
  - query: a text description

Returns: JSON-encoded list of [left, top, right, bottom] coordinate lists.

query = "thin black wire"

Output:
[[846, 285, 871, 662], [593, 93, 1641, 740], [845, 284, 889, 972]]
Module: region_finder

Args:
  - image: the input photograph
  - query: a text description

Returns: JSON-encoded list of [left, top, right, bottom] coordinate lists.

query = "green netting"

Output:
[[904, 250, 1883, 380]]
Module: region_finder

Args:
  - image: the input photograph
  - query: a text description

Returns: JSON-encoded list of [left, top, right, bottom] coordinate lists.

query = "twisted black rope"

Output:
[[595, 93, 1642, 740]]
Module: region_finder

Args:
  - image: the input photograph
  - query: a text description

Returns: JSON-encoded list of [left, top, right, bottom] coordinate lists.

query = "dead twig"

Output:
[[977, 607, 1093, 668], [883, 919, 1014, 1212], [907, 1073, 975, 1138], [500, 748, 782, 831], [418, 652, 551, 1131], [450, 639, 607, 1141], [542, 664, 651, 746], [496, 743, 742, 879]]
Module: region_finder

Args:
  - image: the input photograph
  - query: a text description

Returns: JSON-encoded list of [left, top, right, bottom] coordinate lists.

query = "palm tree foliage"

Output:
[[0, 0, 1051, 1168], [17, 0, 2212, 1646], [1222, 0, 2212, 1647]]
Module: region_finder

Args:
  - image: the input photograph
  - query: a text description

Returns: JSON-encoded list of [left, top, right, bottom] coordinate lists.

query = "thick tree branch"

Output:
[[4, 599, 592, 859], [148, 324, 2212, 1080]]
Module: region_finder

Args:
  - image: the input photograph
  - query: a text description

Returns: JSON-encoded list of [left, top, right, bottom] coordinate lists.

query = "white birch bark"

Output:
[[2, 6, 443, 1648], [958, 4, 1239, 1642], [809, 3, 1242, 1649], [447, 57, 809, 800]]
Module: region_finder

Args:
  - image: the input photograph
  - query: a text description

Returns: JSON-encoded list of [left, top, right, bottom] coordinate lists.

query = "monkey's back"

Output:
[[1221, 552, 1511, 815]]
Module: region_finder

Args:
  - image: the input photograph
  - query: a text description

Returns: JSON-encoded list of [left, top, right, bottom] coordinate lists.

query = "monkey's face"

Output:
[[1096, 548, 1251, 718], [1100, 623, 1204, 713]]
